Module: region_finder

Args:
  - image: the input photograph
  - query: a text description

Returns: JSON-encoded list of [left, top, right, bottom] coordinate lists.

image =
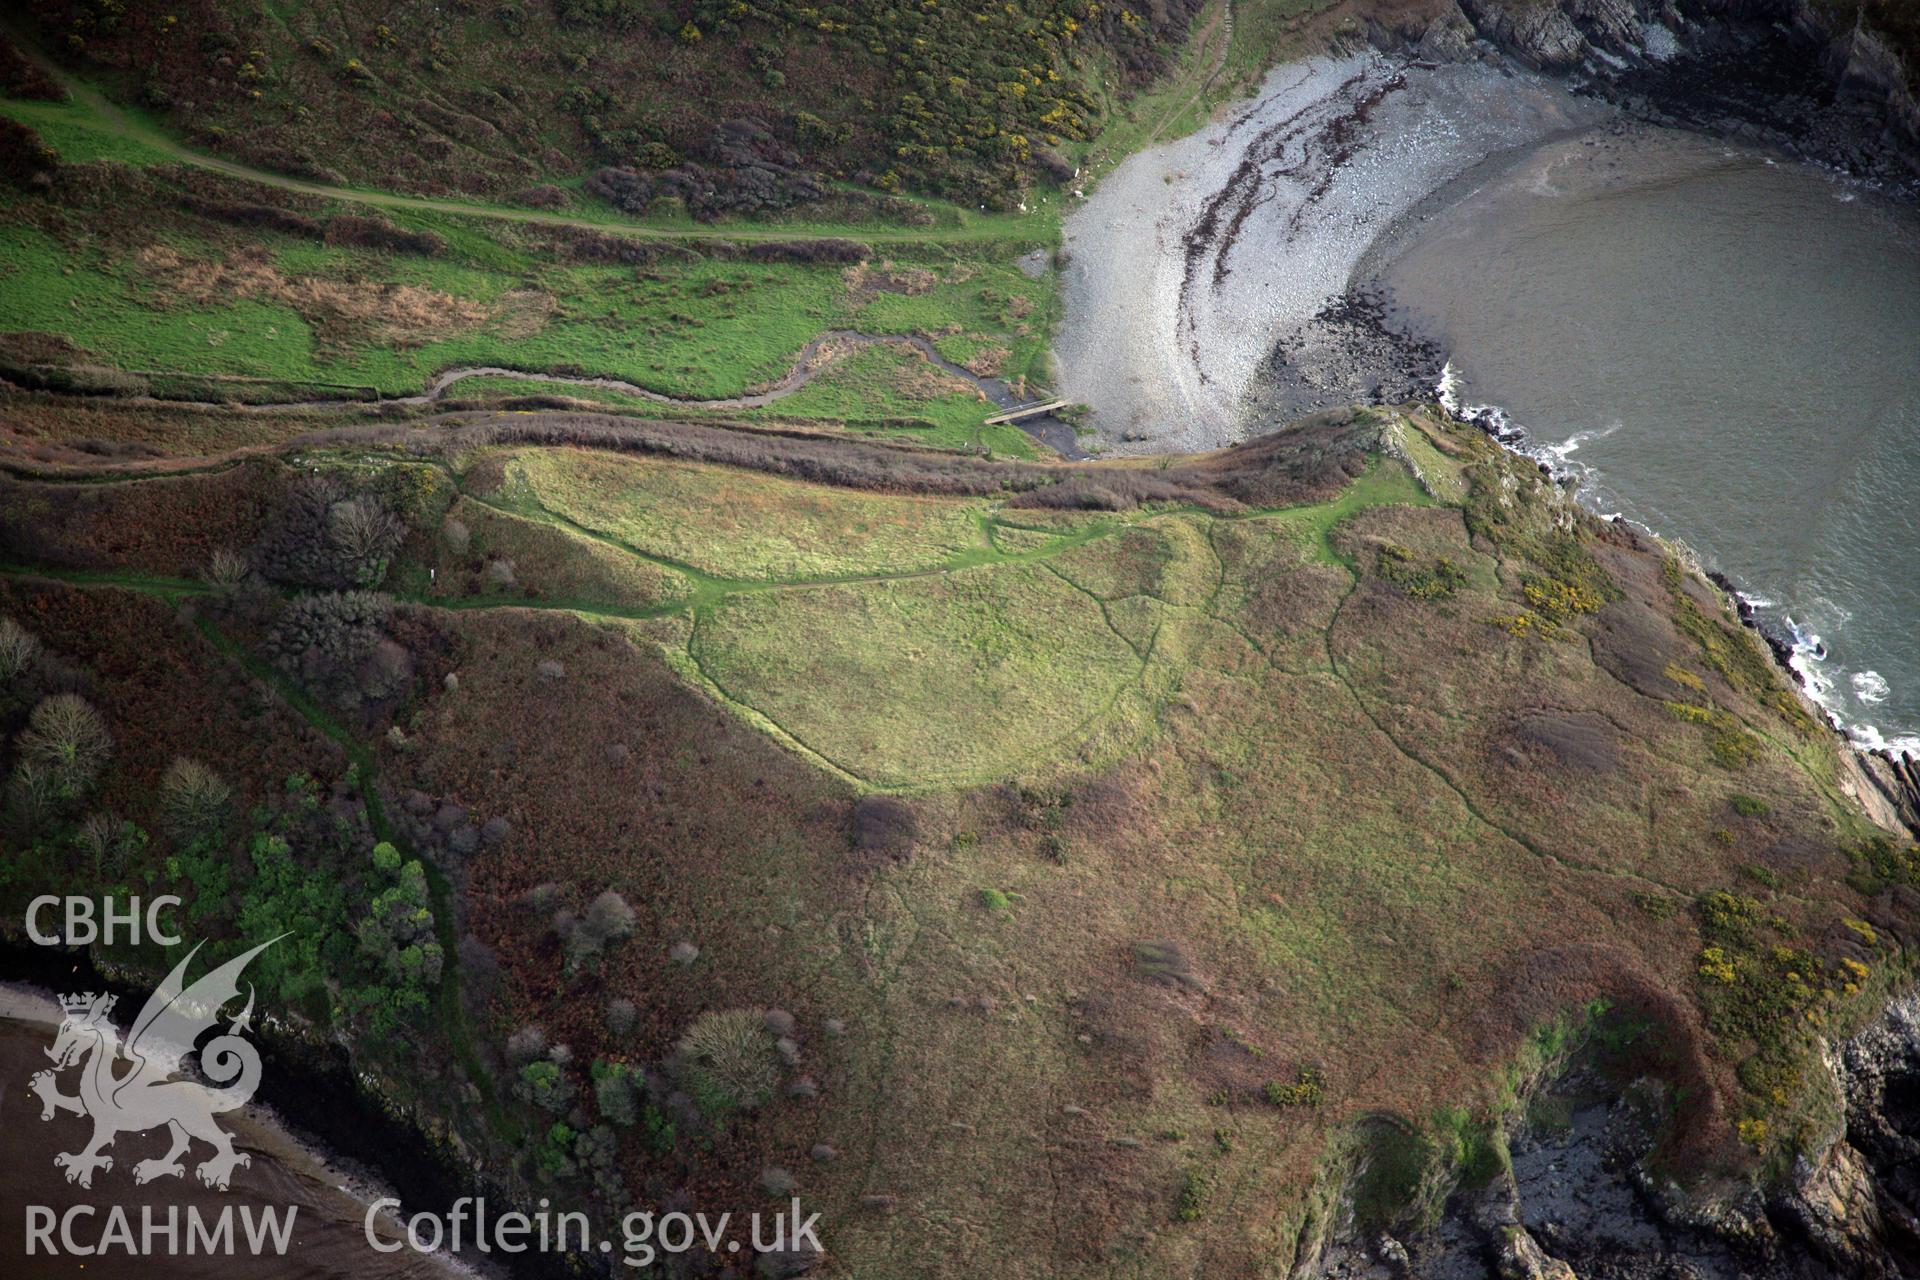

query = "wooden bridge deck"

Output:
[[982, 398, 1068, 426]]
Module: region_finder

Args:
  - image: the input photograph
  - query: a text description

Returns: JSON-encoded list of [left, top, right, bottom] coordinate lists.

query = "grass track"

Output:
[[0, 449, 1439, 793], [0, 14, 1061, 250]]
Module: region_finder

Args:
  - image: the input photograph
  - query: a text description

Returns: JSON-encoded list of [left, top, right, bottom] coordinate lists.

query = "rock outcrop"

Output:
[[1852, 750, 1920, 838], [1822, 995, 1920, 1271], [1305, 996, 1920, 1280], [1422, 0, 1920, 181], [1775, 1138, 1906, 1279], [1825, 18, 1920, 153], [1456, 0, 1647, 68]]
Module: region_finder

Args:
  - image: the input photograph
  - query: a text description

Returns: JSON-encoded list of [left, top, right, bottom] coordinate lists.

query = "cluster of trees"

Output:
[[552, 888, 638, 971], [159, 768, 446, 1039], [1, 616, 114, 845], [488, 897, 817, 1201], [242, 467, 455, 719], [254, 474, 408, 591], [266, 590, 414, 715], [499, 1000, 793, 1203], [0, 618, 445, 1046], [504, 1024, 626, 1196]]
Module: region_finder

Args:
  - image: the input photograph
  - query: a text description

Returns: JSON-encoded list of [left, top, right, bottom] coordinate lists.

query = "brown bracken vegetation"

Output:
[[0, 406, 1911, 1279]]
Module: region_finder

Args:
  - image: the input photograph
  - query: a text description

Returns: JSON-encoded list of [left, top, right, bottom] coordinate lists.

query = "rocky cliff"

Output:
[[1390, 0, 1920, 184], [1307, 995, 1920, 1279]]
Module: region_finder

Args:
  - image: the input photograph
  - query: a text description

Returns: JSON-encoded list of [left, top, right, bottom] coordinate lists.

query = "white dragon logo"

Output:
[[29, 936, 282, 1191]]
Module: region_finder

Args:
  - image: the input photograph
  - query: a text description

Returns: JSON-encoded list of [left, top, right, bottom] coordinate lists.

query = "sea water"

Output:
[[1377, 125, 1920, 755], [0, 994, 465, 1278]]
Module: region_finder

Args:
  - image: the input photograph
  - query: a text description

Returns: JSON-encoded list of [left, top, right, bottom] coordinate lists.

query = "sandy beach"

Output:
[[1055, 50, 1608, 454]]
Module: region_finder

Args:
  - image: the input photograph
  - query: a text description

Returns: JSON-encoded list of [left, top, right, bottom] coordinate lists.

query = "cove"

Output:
[[1370, 124, 1920, 754]]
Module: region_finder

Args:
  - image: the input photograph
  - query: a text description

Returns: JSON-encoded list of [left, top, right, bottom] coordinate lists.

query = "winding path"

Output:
[[33, 330, 1090, 461], [0, 15, 1042, 248], [0, 19, 1101, 452]]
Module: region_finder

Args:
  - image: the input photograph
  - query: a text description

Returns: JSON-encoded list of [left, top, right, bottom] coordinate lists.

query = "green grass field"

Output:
[[691, 564, 1144, 787], [489, 447, 998, 581], [0, 0, 1316, 469], [0, 218, 1053, 393], [461, 442, 1452, 790], [0, 407, 1899, 1279], [0, 30, 1063, 460], [0, 197, 1056, 455]]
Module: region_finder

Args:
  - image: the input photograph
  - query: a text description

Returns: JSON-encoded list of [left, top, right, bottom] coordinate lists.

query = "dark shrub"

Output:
[[505, 1024, 547, 1064], [545, 225, 669, 265], [554, 889, 637, 969], [553, 0, 644, 28], [586, 118, 825, 221], [232, 145, 343, 185], [324, 214, 445, 257], [0, 38, 64, 102], [254, 476, 404, 589], [49, 160, 155, 210], [583, 166, 654, 215], [179, 196, 324, 238], [850, 794, 918, 871], [266, 591, 412, 713], [1033, 148, 1075, 183], [740, 239, 869, 265], [511, 183, 571, 209], [256, 474, 351, 588], [0, 118, 57, 189], [514, 1058, 574, 1112]]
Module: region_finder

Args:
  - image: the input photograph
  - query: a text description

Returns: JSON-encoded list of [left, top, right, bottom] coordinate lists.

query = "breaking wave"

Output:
[[1436, 362, 1916, 761]]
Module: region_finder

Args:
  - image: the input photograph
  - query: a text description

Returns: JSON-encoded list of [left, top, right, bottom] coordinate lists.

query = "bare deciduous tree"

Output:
[[327, 497, 405, 587], [0, 617, 41, 683], [158, 756, 231, 845], [19, 694, 111, 798]]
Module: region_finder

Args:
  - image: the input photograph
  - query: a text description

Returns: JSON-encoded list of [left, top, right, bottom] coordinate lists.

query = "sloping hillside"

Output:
[[2, 405, 1913, 1274], [14, 0, 1213, 207]]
